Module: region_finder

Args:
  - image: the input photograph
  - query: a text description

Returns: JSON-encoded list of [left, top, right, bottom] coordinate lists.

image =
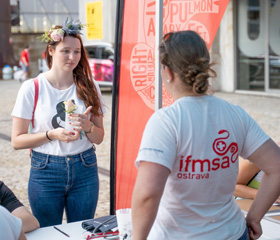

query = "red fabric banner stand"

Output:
[[112, 0, 230, 211]]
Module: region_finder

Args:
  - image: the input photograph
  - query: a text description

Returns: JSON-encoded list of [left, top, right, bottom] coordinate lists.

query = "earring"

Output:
[[167, 79, 170, 83]]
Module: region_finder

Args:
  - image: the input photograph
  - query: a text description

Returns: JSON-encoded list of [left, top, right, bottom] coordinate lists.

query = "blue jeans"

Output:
[[237, 227, 249, 240], [28, 147, 99, 227]]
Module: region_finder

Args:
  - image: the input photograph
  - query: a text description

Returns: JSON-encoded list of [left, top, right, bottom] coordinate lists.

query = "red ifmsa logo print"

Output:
[[130, 0, 221, 110], [177, 130, 239, 180]]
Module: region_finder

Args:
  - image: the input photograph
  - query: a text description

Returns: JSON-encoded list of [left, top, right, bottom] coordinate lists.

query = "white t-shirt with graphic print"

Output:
[[136, 95, 269, 240], [11, 73, 106, 156]]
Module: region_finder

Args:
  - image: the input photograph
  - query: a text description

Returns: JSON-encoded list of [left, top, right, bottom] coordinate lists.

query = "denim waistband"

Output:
[[237, 226, 249, 240], [31, 147, 95, 163]]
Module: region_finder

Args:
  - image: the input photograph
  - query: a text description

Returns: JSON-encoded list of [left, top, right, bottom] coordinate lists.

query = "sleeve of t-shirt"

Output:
[[20, 50, 26, 62], [93, 79, 107, 114], [11, 79, 35, 120], [0, 206, 22, 240], [135, 112, 177, 171], [236, 106, 270, 159], [0, 182, 24, 212]]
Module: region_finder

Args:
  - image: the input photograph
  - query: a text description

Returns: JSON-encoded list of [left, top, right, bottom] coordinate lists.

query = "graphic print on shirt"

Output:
[[51, 100, 75, 129], [212, 130, 238, 163], [177, 129, 239, 180]]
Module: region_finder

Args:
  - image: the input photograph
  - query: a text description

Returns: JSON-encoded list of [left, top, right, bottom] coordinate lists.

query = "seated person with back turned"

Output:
[[234, 159, 280, 204], [0, 205, 27, 240], [0, 181, 40, 232]]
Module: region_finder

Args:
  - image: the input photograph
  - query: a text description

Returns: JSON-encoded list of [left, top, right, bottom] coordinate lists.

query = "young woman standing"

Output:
[[11, 19, 106, 227]]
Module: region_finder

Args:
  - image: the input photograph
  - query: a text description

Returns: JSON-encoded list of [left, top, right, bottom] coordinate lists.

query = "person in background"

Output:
[[131, 30, 280, 240], [19, 45, 30, 81], [11, 19, 105, 227], [0, 181, 39, 232], [235, 159, 280, 204], [0, 205, 26, 240]]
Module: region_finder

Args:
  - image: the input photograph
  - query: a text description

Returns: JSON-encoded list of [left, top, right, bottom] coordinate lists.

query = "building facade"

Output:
[[215, 0, 280, 97], [78, 0, 117, 45], [10, 0, 79, 33], [8, 0, 280, 97]]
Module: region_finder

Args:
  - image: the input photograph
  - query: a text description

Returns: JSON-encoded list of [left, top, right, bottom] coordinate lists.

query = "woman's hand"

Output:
[[68, 106, 104, 144], [246, 218, 262, 240], [12, 117, 80, 149], [47, 128, 80, 143], [68, 106, 92, 133]]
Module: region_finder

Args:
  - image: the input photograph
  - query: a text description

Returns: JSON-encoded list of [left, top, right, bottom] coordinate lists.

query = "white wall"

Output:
[[218, 0, 235, 92]]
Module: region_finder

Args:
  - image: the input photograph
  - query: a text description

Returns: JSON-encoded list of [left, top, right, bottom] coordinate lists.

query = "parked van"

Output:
[[84, 42, 114, 88]]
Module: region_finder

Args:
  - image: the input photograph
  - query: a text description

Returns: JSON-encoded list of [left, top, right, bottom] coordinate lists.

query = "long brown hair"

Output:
[[44, 32, 102, 116], [159, 30, 216, 94]]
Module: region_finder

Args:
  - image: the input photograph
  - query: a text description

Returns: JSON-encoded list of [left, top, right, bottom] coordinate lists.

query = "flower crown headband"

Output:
[[40, 18, 85, 43]]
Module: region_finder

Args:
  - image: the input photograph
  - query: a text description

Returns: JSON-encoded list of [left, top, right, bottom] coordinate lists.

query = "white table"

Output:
[[237, 199, 280, 240], [26, 220, 109, 240], [259, 218, 280, 240], [26, 201, 280, 240]]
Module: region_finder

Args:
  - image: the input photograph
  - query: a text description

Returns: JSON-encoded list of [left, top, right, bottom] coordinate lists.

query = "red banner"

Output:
[[114, 0, 230, 210]]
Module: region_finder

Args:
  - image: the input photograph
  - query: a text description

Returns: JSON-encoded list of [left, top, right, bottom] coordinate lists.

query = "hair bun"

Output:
[[159, 30, 216, 94], [193, 72, 210, 93]]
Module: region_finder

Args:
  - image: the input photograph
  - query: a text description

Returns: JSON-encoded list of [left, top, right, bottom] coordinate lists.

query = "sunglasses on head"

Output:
[[161, 30, 190, 54], [161, 31, 174, 55]]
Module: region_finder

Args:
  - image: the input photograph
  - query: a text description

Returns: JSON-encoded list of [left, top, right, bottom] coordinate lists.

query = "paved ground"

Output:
[[0, 79, 280, 220]]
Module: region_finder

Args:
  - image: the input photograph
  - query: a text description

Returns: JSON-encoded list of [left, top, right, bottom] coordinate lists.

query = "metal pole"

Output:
[[155, 0, 163, 110], [110, 0, 124, 215], [264, 0, 269, 92]]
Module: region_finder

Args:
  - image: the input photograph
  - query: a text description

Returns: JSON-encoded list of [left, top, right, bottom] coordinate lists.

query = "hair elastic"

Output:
[[46, 131, 52, 141]]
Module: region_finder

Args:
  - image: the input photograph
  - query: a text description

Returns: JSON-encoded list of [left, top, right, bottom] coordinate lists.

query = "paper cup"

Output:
[[116, 208, 132, 240], [65, 105, 83, 134]]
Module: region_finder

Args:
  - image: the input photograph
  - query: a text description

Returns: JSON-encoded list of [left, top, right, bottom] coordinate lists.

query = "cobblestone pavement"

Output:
[[0, 79, 280, 220]]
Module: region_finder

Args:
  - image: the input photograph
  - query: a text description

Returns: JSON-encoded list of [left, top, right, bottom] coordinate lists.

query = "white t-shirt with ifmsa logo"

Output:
[[136, 95, 269, 240]]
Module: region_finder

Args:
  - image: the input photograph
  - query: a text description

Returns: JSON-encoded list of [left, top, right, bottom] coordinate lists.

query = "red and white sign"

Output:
[[114, 0, 230, 210]]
